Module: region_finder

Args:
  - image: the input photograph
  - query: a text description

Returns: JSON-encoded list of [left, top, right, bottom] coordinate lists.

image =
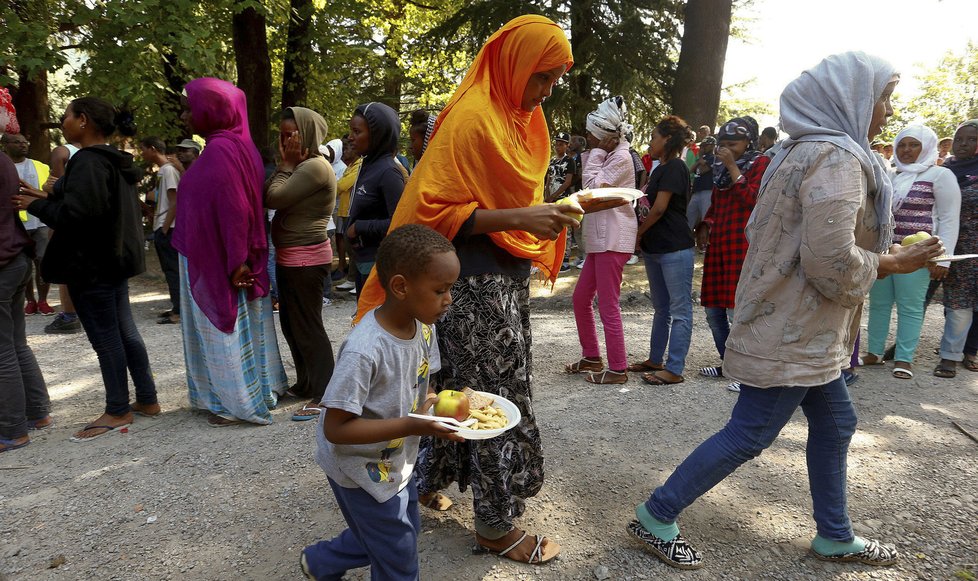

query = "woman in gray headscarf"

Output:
[[624, 52, 942, 571]]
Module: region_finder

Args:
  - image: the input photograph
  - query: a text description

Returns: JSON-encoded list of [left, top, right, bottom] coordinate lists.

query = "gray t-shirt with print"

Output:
[[315, 308, 440, 502]]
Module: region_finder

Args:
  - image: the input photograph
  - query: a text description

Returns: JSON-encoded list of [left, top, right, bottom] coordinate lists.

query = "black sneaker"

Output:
[[626, 519, 703, 570], [559, 263, 571, 273], [45, 312, 82, 334]]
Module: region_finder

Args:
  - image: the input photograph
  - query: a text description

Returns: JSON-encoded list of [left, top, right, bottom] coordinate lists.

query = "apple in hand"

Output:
[[555, 197, 584, 222], [433, 390, 470, 422], [901, 231, 931, 246]]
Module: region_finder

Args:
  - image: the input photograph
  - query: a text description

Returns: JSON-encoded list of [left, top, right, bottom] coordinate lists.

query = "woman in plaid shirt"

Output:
[[695, 117, 770, 392]]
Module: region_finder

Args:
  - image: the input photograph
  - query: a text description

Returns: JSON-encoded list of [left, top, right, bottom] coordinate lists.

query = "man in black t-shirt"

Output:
[[545, 132, 577, 202]]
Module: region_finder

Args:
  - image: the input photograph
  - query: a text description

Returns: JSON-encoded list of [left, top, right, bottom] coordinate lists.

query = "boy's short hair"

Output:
[[376, 224, 456, 290]]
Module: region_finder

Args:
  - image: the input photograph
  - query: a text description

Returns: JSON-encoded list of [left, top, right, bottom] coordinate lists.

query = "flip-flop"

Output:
[[0, 437, 30, 453], [858, 354, 885, 366], [627, 360, 664, 372], [641, 371, 684, 386], [207, 414, 243, 427], [291, 404, 323, 421], [934, 361, 956, 378], [963, 357, 978, 372], [70, 423, 130, 443], [892, 366, 913, 379]]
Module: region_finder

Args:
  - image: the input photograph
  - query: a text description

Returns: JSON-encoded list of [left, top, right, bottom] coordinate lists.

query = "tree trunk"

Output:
[[232, 0, 273, 148], [379, 0, 405, 111], [281, 0, 312, 108], [566, 0, 595, 136], [671, 0, 732, 132], [12, 69, 52, 164]]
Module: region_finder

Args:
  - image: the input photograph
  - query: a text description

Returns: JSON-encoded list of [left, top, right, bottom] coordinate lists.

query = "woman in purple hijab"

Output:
[[172, 78, 287, 426]]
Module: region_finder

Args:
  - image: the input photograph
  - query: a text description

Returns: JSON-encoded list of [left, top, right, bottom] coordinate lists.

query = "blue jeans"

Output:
[[69, 280, 157, 416], [304, 477, 420, 581], [644, 376, 858, 541], [642, 248, 694, 375], [704, 306, 733, 359], [0, 253, 48, 439], [940, 308, 976, 362]]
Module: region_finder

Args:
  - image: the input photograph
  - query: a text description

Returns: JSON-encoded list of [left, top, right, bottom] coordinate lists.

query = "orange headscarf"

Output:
[[354, 14, 573, 323]]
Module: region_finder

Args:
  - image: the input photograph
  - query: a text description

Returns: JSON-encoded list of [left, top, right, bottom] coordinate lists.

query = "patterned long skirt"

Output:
[[179, 255, 289, 424], [415, 273, 544, 532]]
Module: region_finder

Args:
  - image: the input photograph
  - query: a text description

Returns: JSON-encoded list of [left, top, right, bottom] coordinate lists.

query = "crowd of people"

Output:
[[2, 13, 977, 579]]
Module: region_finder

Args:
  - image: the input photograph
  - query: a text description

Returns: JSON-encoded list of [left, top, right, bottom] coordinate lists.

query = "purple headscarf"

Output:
[[172, 78, 269, 334]]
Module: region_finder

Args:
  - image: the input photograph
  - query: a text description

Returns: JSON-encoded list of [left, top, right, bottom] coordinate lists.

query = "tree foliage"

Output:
[[3, 0, 728, 156], [884, 42, 978, 143]]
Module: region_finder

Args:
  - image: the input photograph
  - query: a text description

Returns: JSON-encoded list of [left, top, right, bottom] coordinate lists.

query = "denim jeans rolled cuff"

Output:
[[70, 280, 157, 416], [940, 308, 975, 362], [645, 377, 858, 541], [642, 248, 694, 375]]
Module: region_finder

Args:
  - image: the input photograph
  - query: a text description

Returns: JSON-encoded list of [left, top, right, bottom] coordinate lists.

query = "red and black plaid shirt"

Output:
[[700, 155, 770, 309]]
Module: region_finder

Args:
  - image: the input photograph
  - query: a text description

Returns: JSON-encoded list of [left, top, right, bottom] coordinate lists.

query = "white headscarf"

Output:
[[323, 138, 346, 179], [891, 124, 938, 210], [761, 51, 897, 252], [585, 96, 633, 141]]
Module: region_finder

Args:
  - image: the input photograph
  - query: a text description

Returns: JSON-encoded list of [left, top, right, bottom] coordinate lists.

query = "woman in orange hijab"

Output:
[[360, 15, 578, 564]]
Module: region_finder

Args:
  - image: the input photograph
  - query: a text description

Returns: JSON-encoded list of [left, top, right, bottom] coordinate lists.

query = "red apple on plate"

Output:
[[433, 390, 470, 422]]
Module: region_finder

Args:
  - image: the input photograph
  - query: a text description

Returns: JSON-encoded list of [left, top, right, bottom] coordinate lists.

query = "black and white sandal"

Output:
[[726, 381, 741, 392], [626, 520, 703, 570], [811, 538, 898, 566], [699, 365, 723, 378]]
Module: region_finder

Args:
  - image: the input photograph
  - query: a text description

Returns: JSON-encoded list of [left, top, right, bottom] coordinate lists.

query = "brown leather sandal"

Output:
[[584, 370, 627, 384], [565, 357, 602, 373], [473, 529, 561, 565]]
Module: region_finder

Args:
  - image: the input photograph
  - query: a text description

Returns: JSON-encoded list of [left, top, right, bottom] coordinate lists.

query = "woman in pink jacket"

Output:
[[565, 96, 638, 384]]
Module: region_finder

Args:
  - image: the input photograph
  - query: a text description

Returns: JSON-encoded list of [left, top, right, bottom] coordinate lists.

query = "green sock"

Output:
[[635, 503, 680, 542], [810, 535, 866, 556]]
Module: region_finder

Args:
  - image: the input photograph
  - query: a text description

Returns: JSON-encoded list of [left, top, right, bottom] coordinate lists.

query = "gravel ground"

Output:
[[2, 258, 977, 581]]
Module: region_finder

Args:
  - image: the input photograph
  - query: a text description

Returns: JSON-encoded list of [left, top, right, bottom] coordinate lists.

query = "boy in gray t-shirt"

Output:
[[302, 225, 462, 581]]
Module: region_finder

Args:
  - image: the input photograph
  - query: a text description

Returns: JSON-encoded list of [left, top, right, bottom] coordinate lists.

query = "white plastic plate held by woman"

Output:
[[576, 187, 644, 203]]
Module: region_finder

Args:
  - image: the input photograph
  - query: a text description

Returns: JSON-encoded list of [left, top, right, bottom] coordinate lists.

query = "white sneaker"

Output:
[[349, 288, 357, 296], [576, 259, 586, 269], [336, 280, 355, 291], [322, 298, 333, 306], [626, 254, 639, 265]]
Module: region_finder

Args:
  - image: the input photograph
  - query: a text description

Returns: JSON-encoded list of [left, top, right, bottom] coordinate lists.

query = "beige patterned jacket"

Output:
[[724, 141, 882, 388]]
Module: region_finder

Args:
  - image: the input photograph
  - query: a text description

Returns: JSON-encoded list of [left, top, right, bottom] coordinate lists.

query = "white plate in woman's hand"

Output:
[[929, 254, 978, 262], [577, 187, 644, 202]]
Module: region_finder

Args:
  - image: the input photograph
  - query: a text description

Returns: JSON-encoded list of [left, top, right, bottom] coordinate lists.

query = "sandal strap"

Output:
[[497, 532, 528, 558], [529, 535, 544, 564]]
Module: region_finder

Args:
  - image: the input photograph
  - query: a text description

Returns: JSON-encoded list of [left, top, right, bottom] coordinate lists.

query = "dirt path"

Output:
[[2, 260, 976, 581]]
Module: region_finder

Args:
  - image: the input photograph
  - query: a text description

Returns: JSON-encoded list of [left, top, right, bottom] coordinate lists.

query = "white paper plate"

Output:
[[929, 254, 978, 263], [576, 187, 645, 202], [417, 391, 521, 440]]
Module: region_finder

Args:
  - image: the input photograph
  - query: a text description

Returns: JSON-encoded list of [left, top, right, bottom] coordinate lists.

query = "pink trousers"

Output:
[[572, 251, 631, 371]]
